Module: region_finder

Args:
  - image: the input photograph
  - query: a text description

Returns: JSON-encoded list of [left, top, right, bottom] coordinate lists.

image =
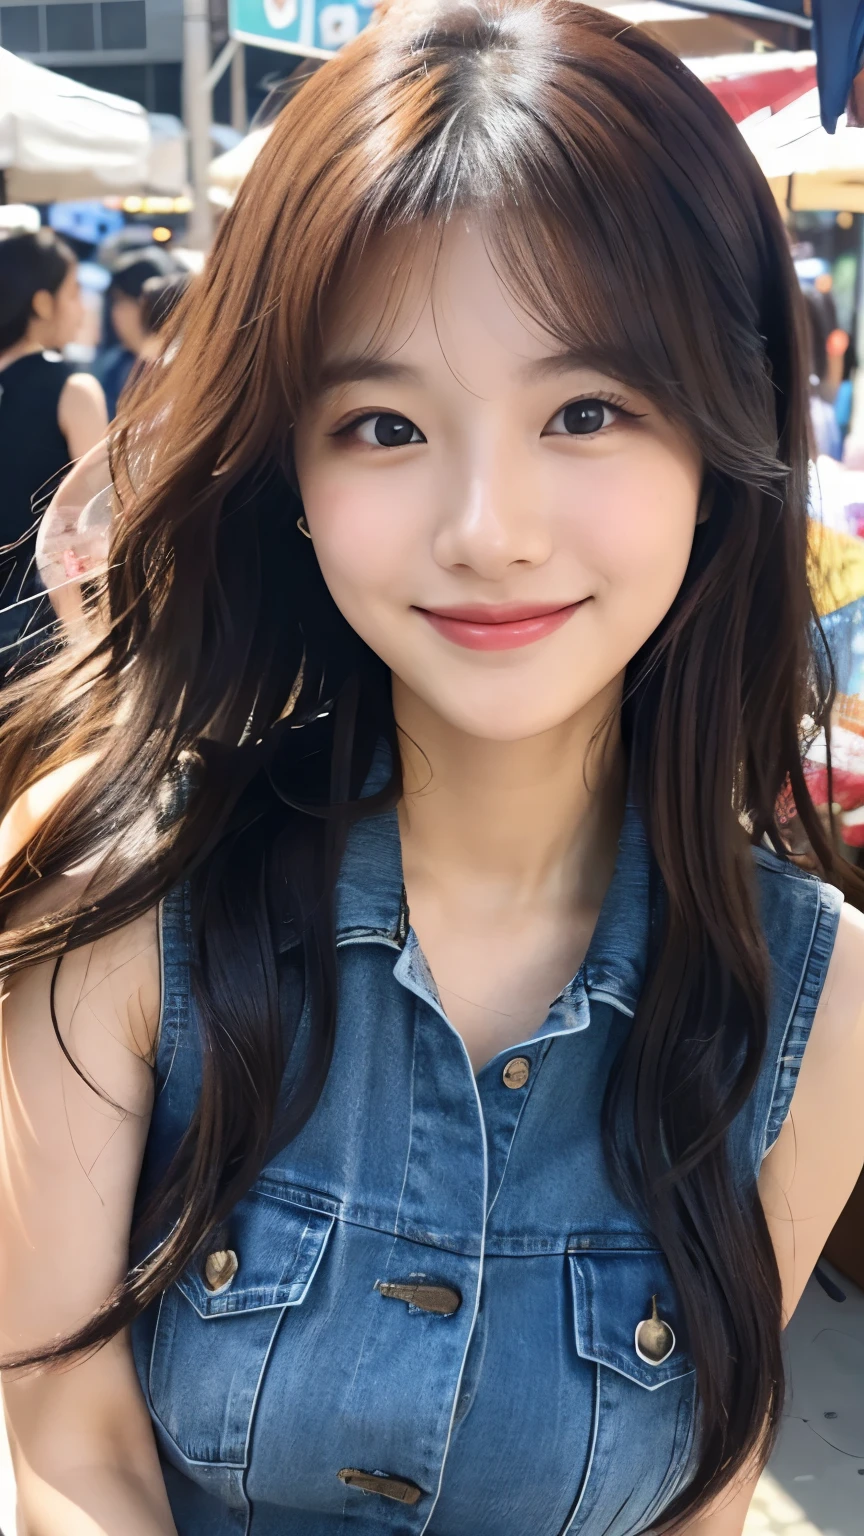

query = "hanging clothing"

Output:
[[132, 763, 842, 1536]]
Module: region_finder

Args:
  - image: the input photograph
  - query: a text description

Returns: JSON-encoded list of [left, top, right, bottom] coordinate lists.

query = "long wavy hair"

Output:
[[1, 1, 861, 1523]]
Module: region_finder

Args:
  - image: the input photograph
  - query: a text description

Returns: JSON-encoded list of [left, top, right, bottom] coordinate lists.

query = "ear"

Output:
[[30, 289, 54, 323]]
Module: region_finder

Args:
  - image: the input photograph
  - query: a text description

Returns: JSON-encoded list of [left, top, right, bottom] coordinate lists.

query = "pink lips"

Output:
[[415, 601, 583, 651]]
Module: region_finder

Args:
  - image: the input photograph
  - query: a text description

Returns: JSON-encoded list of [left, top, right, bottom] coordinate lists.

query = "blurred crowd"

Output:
[[0, 225, 191, 662]]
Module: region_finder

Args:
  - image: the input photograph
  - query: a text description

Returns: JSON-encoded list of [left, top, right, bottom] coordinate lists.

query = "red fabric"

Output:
[[707, 65, 817, 123]]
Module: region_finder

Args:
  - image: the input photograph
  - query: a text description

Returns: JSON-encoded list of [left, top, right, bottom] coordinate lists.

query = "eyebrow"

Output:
[[516, 349, 603, 382], [316, 356, 421, 392], [315, 348, 607, 394]]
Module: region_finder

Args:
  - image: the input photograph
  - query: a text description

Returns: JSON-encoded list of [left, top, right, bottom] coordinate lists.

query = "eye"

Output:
[[351, 412, 425, 448], [544, 398, 622, 437]]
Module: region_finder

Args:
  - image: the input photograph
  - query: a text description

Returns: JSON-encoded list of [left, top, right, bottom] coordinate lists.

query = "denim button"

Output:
[[502, 1055, 531, 1089], [338, 1468, 423, 1504], [203, 1249, 239, 1293], [376, 1280, 462, 1315]]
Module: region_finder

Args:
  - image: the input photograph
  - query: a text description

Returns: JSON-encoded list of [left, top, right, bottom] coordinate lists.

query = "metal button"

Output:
[[203, 1249, 239, 1293], [502, 1055, 531, 1089], [338, 1469, 423, 1504], [376, 1280, 462, 1315], [634, 1295, 676, 1366]]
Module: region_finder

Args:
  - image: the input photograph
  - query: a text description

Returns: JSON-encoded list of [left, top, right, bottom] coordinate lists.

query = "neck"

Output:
[[394, 678, 627, 918], [0, 338, 44, 374]]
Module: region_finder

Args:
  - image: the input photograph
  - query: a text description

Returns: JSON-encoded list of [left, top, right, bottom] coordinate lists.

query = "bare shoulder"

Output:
[[60, 371, 106, 407], [4, 898, 162, 1073], [57, 371, 108, 457], [55, 905, 162, 1068], [759, 898, 864, 1318], [0, 752, 100, 867], [814, 899, 864, 1048], [1, 757, 163, 1066]]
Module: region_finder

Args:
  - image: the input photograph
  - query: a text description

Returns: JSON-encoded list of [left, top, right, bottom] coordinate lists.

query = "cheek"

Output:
[[300, 469, 423, 619], [558, 446, 699, 607], [62, 297, 81, 333]]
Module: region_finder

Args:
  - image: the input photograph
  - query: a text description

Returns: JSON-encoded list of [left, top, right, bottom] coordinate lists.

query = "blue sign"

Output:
[[229, 0, 375, 56], [47, 201, 124, 248]]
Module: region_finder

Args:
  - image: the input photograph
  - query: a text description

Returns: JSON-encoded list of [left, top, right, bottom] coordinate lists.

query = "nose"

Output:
[[431, 441, 552, 579]]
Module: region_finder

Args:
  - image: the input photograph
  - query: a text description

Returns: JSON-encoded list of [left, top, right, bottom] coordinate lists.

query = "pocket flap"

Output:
[[177, 1188, 335, 1318], [568, 1237, 694, 1390]]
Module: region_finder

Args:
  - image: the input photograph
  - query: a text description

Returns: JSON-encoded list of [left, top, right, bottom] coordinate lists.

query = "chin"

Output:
[[417, 689, 597, 743]]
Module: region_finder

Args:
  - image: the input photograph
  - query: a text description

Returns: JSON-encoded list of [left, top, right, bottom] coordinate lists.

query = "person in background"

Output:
[[823, 320, 854, 452], [803, 287, 844, 461], [35, 274, 193, 635], [0, 228, 107, 660], [95, 247, 180, 417], [133, 271, 192, 376]]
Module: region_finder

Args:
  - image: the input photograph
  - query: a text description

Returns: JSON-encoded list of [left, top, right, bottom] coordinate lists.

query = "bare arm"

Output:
[[673, 902, 864, 1536], [57, 375, 109, 463], [0, 777, 176, 1533], [759, 901, 864, 1320], [35, 440, 112, 634]]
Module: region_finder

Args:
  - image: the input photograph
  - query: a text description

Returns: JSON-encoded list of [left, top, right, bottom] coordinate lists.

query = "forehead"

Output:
[[320, 220, 562, 382]]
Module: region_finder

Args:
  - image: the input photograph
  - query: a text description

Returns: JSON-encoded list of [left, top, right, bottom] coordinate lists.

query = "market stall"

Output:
[[739, 84, 864, 213], [0, 47, 150, 204], [208, 126, 271, 207]]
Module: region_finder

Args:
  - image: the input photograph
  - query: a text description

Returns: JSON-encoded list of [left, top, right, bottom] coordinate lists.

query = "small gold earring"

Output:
[[296, 514, 312, 539]]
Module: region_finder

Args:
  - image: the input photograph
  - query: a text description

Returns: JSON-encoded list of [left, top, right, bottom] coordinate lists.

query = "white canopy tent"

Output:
[[208, 127, 271, 206], [739, 86, 864, 214], [0, 47, 150, 203]]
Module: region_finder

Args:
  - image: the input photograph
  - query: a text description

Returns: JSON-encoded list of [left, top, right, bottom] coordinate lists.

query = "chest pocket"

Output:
[[148, 1187, 336, 1469], [563, 1238, 696, 1536], [569, 1239, 693, 1388]]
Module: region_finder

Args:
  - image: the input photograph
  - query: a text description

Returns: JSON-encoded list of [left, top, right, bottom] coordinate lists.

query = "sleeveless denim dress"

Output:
[[131, 791, 842, 1536]]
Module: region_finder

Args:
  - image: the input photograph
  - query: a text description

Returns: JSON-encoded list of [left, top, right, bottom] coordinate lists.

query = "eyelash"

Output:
[[543, 391, 635, 434], [331, 391, 642, 444], [576, 391, 632, 417], [331, 411, 421, 442]]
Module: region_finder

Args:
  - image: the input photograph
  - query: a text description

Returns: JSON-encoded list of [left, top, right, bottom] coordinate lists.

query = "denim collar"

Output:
[[335, 749, 654, 1022]]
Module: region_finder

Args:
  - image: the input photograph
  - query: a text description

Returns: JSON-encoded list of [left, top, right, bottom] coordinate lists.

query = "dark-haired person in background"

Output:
[[0, 229, 107, 659], [95, 247, 181, 418], [802, 286, 846, 461], [130, 271, 193, 389], [32, 272, 194, 636], [139, 271, 192, 343]]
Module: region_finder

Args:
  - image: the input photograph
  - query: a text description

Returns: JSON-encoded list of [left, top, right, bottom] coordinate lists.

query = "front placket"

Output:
[[386, 935, 594, 1535]]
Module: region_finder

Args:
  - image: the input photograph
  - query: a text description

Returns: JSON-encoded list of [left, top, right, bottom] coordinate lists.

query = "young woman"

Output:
[[0, 229, 107, 657], [1, 4, 863, 1534]]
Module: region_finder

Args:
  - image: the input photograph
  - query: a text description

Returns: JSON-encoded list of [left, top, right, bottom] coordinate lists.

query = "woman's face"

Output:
[[294, 224, 703, 743], [33, 263, 84, 352]]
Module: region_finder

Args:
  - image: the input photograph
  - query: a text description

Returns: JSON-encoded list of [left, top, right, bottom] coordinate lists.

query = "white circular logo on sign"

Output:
[[263, 0, 297, 29], [319, 3, 359, 46]]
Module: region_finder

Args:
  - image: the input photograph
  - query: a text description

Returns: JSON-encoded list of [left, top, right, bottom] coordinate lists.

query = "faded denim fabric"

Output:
[[132, 780, 842, 1536]]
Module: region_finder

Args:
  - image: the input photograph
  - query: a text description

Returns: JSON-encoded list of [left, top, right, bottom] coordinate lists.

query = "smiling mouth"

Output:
[[414, 601, 585, 651]]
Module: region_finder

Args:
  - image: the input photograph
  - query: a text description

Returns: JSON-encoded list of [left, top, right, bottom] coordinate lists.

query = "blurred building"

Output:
[[1, 0, 303, 121], [0, 0, 182, 111]]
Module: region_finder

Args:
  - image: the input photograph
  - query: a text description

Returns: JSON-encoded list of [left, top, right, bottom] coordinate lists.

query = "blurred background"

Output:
[[1, 3, 864, 1534]]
